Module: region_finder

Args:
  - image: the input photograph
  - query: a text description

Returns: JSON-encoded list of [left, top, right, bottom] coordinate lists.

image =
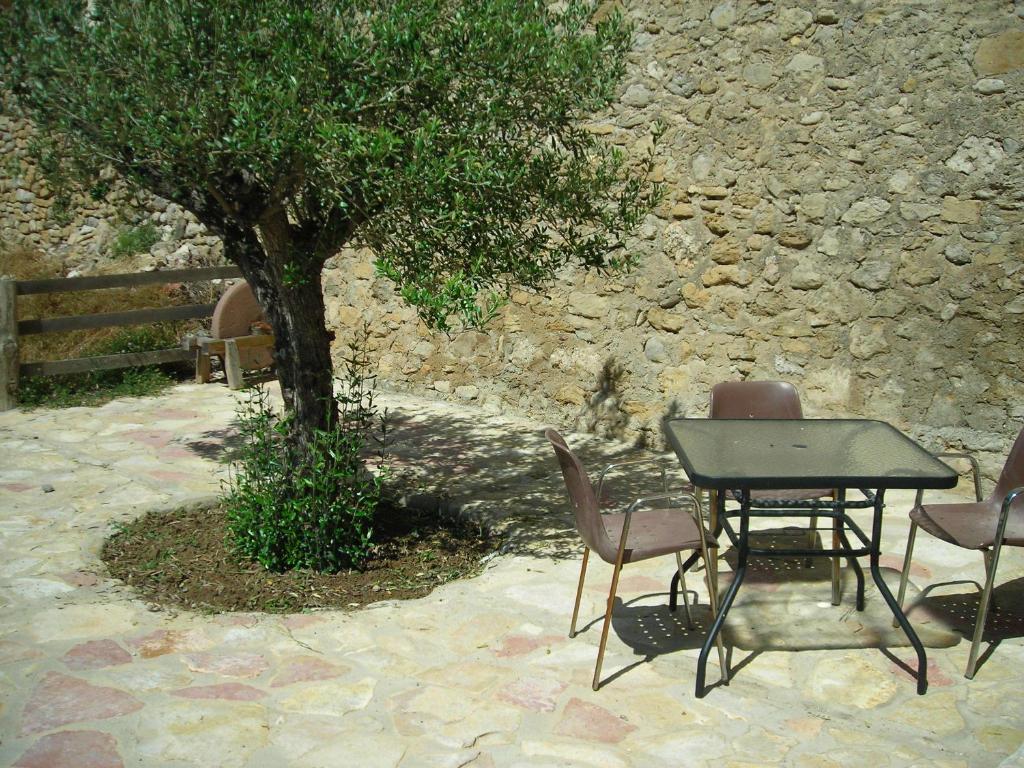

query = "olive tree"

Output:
[[2, 0, 658, 454]]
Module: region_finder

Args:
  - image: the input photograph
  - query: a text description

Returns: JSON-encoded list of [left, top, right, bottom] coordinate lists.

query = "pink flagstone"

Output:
[[1, 482, 35, 492], [58, 571, 100, 588], [493, 634, 564, 658], [184, 651, 269, 678], [158, 446, 195, 460], [20, 673, 143, 736], [879, 554, 931, 580], [14, 730, 124, 768], [554, 698, 637, 744], [63, 640, 132, 671], [497, 677, 567, 712], [269, 657, 347, 688], [889, 656, 954, 687], [129, 629, 207, 659], [171, 683, 265, 701], [150, 408, 200, 421], [0, 640, 44, 665], [281, 614, 324, 630], [146, 469, 194, 483], [122, 429, 174, 448]]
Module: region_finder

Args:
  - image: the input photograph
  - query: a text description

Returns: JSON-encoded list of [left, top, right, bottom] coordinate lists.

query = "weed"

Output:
[[108, 222, 160, 258]]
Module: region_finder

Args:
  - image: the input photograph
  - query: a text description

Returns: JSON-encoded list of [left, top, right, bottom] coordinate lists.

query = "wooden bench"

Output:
[[184, 333, 275, 390]]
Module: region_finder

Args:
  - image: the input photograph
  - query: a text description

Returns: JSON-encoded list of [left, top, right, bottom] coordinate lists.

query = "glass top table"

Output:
[[664, 418, 958, 697]]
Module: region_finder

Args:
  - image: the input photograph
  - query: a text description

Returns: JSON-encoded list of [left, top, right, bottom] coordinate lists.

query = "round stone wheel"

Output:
[[210, 281, 274, 371]]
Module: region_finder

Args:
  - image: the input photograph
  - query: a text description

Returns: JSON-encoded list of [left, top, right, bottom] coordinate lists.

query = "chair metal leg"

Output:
[[965, 487, 1022, 678], [893, 521, 918, 628], [704, 546, 728, 683], [593, 563, 623, 691], [966, 542, 1004, 679], [983, 548, 997, 613], [675, 551, 694, 629], [570, 547, 590, 638]]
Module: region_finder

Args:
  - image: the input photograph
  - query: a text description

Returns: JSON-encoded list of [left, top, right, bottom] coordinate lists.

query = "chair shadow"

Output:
[[904, 576, 1024, 644], [608, 592, 717, 656], [585, 591, 752, 690]]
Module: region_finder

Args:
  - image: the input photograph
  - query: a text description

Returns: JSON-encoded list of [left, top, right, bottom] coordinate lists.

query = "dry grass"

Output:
[[0, 240, 215, 363]]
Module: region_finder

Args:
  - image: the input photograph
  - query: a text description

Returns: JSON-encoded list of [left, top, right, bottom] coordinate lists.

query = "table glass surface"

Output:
[[665, 418, 958, 491]]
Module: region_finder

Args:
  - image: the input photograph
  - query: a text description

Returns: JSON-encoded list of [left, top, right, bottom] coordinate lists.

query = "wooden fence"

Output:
[[0, 264, 242, 410]]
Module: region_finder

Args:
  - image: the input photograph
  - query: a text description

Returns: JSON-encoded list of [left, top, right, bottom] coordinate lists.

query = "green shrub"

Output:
[[109, 222, 160, 258], [224, 344, 387, 573]]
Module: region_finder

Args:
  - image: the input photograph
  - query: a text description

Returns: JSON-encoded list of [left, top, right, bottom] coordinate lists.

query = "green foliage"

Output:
[[224, 345, 386, 572], [17, 325, 180, 408], [108, 222, 160, 259], [3, 0, 661, 331]]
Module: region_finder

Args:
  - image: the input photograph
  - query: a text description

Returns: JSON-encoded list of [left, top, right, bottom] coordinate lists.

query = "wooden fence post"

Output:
[[0, 277, 18, 411]]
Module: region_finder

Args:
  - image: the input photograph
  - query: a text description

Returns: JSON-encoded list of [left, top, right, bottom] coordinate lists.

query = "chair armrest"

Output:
[[621, 490, 709, 548], [933, 452, 982, 503], [597, 456, 685, 503]]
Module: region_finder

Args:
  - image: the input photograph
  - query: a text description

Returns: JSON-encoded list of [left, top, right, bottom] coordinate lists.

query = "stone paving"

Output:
[[0, 383, 1022, 767]]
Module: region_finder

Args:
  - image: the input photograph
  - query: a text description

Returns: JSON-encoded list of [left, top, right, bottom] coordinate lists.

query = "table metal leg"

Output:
[[670, 490, 722, 612], [696, 491, 748, 698], [867, 489, 928, 694], [836, 528, 866, 611]]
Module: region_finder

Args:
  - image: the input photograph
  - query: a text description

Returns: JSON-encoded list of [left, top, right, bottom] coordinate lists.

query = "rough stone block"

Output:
[[973, 30, 1024, 75], [940, 197, 982, 224], [842, 197, 891, 224], [554, 383, 586, 405], [702, 265, 752, 287], [567, 292, 608, 319], [646, 307, 685, 332], [710, 235, 743, 264]]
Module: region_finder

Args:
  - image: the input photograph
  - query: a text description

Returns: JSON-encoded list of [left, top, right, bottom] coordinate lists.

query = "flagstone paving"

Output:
[[0, 383, 1022, 767]]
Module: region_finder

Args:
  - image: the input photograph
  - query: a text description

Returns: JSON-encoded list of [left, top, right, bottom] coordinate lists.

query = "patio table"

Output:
[[664, 418, 958, 698]]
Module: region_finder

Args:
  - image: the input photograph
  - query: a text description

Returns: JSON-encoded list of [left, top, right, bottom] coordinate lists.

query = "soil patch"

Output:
[[102, 502, 498, 613]]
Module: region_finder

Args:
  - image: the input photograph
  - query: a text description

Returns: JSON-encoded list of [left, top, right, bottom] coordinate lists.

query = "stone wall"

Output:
[[3, 0, 1022, 477], [323, 0, 1024, 476], [0, 110, 221, 274]]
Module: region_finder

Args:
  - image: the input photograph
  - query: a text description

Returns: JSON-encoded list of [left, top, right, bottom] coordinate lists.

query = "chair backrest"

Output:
[[992, 424, 1024, 505], [545, 429, 615, 561], [709, 380, 803, 419]]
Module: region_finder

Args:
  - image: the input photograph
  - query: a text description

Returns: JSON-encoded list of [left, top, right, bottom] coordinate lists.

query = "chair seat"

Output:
[[911, 501, 1024, 551], [603, 508, 718, 564]]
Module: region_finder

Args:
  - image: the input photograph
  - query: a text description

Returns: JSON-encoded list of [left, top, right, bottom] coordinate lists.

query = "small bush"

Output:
[[224, 344, 387, 573], [108, 222, 160, 258]]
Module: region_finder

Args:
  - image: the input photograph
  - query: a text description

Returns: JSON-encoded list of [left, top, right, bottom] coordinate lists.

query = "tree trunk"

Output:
[[260, 273, 337, 447], [222, 220, 337, 455]]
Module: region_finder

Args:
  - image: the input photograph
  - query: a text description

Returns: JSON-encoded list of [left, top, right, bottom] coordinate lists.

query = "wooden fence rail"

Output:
[[0, 264, 242, 410]]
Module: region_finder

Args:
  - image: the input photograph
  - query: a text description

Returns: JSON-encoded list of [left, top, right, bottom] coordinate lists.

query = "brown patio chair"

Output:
[[709, 380, 842, 603], [546, 428, 727, 690], [894, 425, 1024, 678]]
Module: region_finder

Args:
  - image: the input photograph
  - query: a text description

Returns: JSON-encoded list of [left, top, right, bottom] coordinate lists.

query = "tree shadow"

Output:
[[573, 357, 632, 443], [245, 396, 683, 562], [183, 419, 247, 462]]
